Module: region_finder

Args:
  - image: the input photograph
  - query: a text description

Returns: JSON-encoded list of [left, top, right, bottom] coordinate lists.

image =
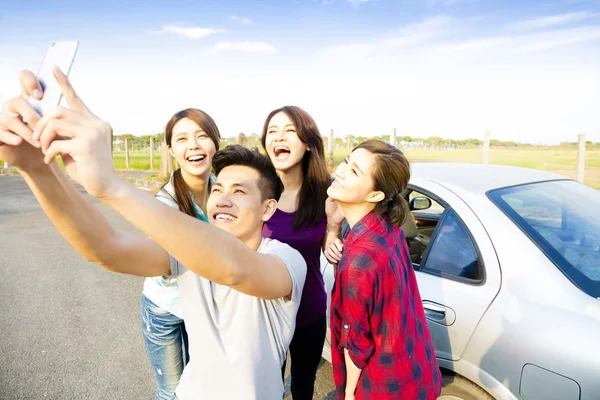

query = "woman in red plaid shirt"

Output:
[[325, 140, 442, 400]]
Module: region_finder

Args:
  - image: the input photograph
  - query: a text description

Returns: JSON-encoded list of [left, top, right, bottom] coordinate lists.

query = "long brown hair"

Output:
[[354, 140, 410, 227], [161, 108, 221, 218], [261, 106, 330, 229]]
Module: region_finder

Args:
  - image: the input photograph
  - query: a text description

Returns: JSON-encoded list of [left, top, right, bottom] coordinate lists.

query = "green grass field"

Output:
[[109, 148, 600, 189], [112, 153, 163, 170], [4, 148, 599, 189], [332, 148, 600, 189]]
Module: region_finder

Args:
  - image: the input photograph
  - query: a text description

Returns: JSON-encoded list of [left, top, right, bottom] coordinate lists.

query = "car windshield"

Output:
[[488, 180, 600, 299]]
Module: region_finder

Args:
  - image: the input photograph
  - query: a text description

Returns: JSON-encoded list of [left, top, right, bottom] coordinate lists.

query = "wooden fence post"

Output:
[[328, 129, 334, 171], [150, 137, 154, 170], [577, 134, 586, 183], [160, 141, 174, 177], [125, 138, 130, 169], [483, 131, 491, 164]]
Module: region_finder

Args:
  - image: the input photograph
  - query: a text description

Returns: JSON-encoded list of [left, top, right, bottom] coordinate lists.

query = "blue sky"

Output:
[[1, 0, 600, 143]]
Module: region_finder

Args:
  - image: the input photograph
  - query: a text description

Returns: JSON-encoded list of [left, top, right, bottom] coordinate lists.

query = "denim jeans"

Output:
[[141, 294, 189, 400]]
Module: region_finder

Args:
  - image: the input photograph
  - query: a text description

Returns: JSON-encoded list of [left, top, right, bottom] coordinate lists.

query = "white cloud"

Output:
[[315, 16, 453, 58], [229, 15, 253, 25], [509, 11, 598, 30], [346, 0, 373, 6], [155, 25, 225, 39], [513, 26, 600, 54], [427, 26, 600, 57], [205, 41, 277, 54], [419, 0, 474, 7], [313, 0, 372, 5], [318, 15, 600, 62]]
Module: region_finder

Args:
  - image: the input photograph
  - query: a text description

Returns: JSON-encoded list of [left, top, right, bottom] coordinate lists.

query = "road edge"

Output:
[[0, 168, 164, 193]]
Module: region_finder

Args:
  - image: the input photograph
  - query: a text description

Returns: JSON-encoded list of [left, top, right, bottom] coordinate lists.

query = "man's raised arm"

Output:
[[101, 179, 301, 300], [0, 71, 170, 278]]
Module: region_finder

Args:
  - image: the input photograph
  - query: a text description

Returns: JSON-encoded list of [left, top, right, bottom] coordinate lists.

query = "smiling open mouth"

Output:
[[273, 146, 290, 158], [214, 213, 237, 221], [187, 155, 206, 163]]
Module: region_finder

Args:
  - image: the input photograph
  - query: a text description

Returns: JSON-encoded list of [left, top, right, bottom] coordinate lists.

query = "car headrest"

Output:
[[401, 211, 418, 239]]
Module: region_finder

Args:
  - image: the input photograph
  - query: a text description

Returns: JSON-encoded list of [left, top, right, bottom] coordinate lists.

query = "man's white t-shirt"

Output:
[[169, 237, 307, 400]]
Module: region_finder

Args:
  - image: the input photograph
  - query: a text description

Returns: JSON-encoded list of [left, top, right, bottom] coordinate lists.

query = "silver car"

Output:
[[321, 163, 600, 400]]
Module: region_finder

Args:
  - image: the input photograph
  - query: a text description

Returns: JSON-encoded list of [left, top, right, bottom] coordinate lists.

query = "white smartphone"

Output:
[[29, 41, 79, 117]]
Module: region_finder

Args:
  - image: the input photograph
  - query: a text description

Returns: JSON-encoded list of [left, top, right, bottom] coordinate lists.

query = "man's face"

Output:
[[208, 165, 274, 242]]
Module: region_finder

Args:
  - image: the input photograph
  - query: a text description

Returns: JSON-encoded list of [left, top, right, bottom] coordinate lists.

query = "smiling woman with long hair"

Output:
[[141, 108, 220, 400], [260, 106, 338, 399]]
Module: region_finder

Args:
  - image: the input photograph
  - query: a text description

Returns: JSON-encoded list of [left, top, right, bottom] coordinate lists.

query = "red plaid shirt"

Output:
[[330, 212, 442, 400]]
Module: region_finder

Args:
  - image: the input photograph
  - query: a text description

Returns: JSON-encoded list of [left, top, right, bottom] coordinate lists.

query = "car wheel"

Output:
[[438, 374, 494, 400]]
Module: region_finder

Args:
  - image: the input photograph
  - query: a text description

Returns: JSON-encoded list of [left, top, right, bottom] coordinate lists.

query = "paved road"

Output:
[[0, 175, 335, 399]]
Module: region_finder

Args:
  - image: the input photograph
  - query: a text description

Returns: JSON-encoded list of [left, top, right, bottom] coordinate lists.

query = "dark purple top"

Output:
[[262, 208, 327, 327]]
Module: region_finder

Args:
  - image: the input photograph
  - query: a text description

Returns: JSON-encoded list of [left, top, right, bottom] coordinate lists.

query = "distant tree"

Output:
[[346, 134, 354, 149], [248, 133, 260, 148], [237, 132, 248, 147]]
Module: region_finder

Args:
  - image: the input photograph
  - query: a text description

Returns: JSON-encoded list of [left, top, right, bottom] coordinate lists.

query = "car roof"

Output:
[[410, 163, 571, 195]]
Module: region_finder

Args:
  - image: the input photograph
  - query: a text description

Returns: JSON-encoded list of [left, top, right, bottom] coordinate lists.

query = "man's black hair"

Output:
[[212, 145, 284, 201]]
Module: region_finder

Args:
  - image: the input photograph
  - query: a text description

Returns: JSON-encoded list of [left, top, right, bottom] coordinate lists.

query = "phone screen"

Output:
[[29, 41, 79, 117]]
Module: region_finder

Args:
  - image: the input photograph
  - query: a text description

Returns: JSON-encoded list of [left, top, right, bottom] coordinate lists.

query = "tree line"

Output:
[[111, 132, 600, 152]]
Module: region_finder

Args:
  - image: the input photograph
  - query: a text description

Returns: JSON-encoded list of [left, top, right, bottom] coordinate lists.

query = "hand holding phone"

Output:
[[29, 41, 79, 117]]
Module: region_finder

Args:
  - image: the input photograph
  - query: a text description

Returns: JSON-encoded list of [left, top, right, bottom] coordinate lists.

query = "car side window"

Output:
[[406, 188, 447, 267], [421, 209, 483, 282]]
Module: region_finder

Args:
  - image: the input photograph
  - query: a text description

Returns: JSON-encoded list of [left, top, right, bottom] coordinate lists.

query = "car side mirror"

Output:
[[410, 196, 432, 211]]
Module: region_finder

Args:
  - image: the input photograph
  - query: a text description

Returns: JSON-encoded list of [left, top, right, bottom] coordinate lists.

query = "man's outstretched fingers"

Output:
[[0, 111, 35, 146], [0, 128, 24, 146], [3, 96, 42, 132], [19, 70, 42, 100], [52, 66, 92, 115], [43, 138, 76, 164], [47, 106, 88, 124], [37, 118, 79, 154], [34, 107, 87, 145]]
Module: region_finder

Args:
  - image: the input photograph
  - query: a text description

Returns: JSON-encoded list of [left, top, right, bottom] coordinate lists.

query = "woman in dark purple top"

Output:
[[261, 106, 341, 399]]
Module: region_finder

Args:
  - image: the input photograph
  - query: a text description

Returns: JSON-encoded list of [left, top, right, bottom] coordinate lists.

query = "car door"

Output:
[[409, 177, 501, 362]]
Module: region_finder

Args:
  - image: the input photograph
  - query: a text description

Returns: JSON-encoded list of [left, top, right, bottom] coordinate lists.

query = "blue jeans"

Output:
[[141, 294, 189, 400]]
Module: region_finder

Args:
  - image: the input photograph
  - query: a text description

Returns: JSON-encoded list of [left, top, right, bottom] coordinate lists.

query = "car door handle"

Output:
[[422, 301, 456, 326], [423, 302, 446, 320]]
